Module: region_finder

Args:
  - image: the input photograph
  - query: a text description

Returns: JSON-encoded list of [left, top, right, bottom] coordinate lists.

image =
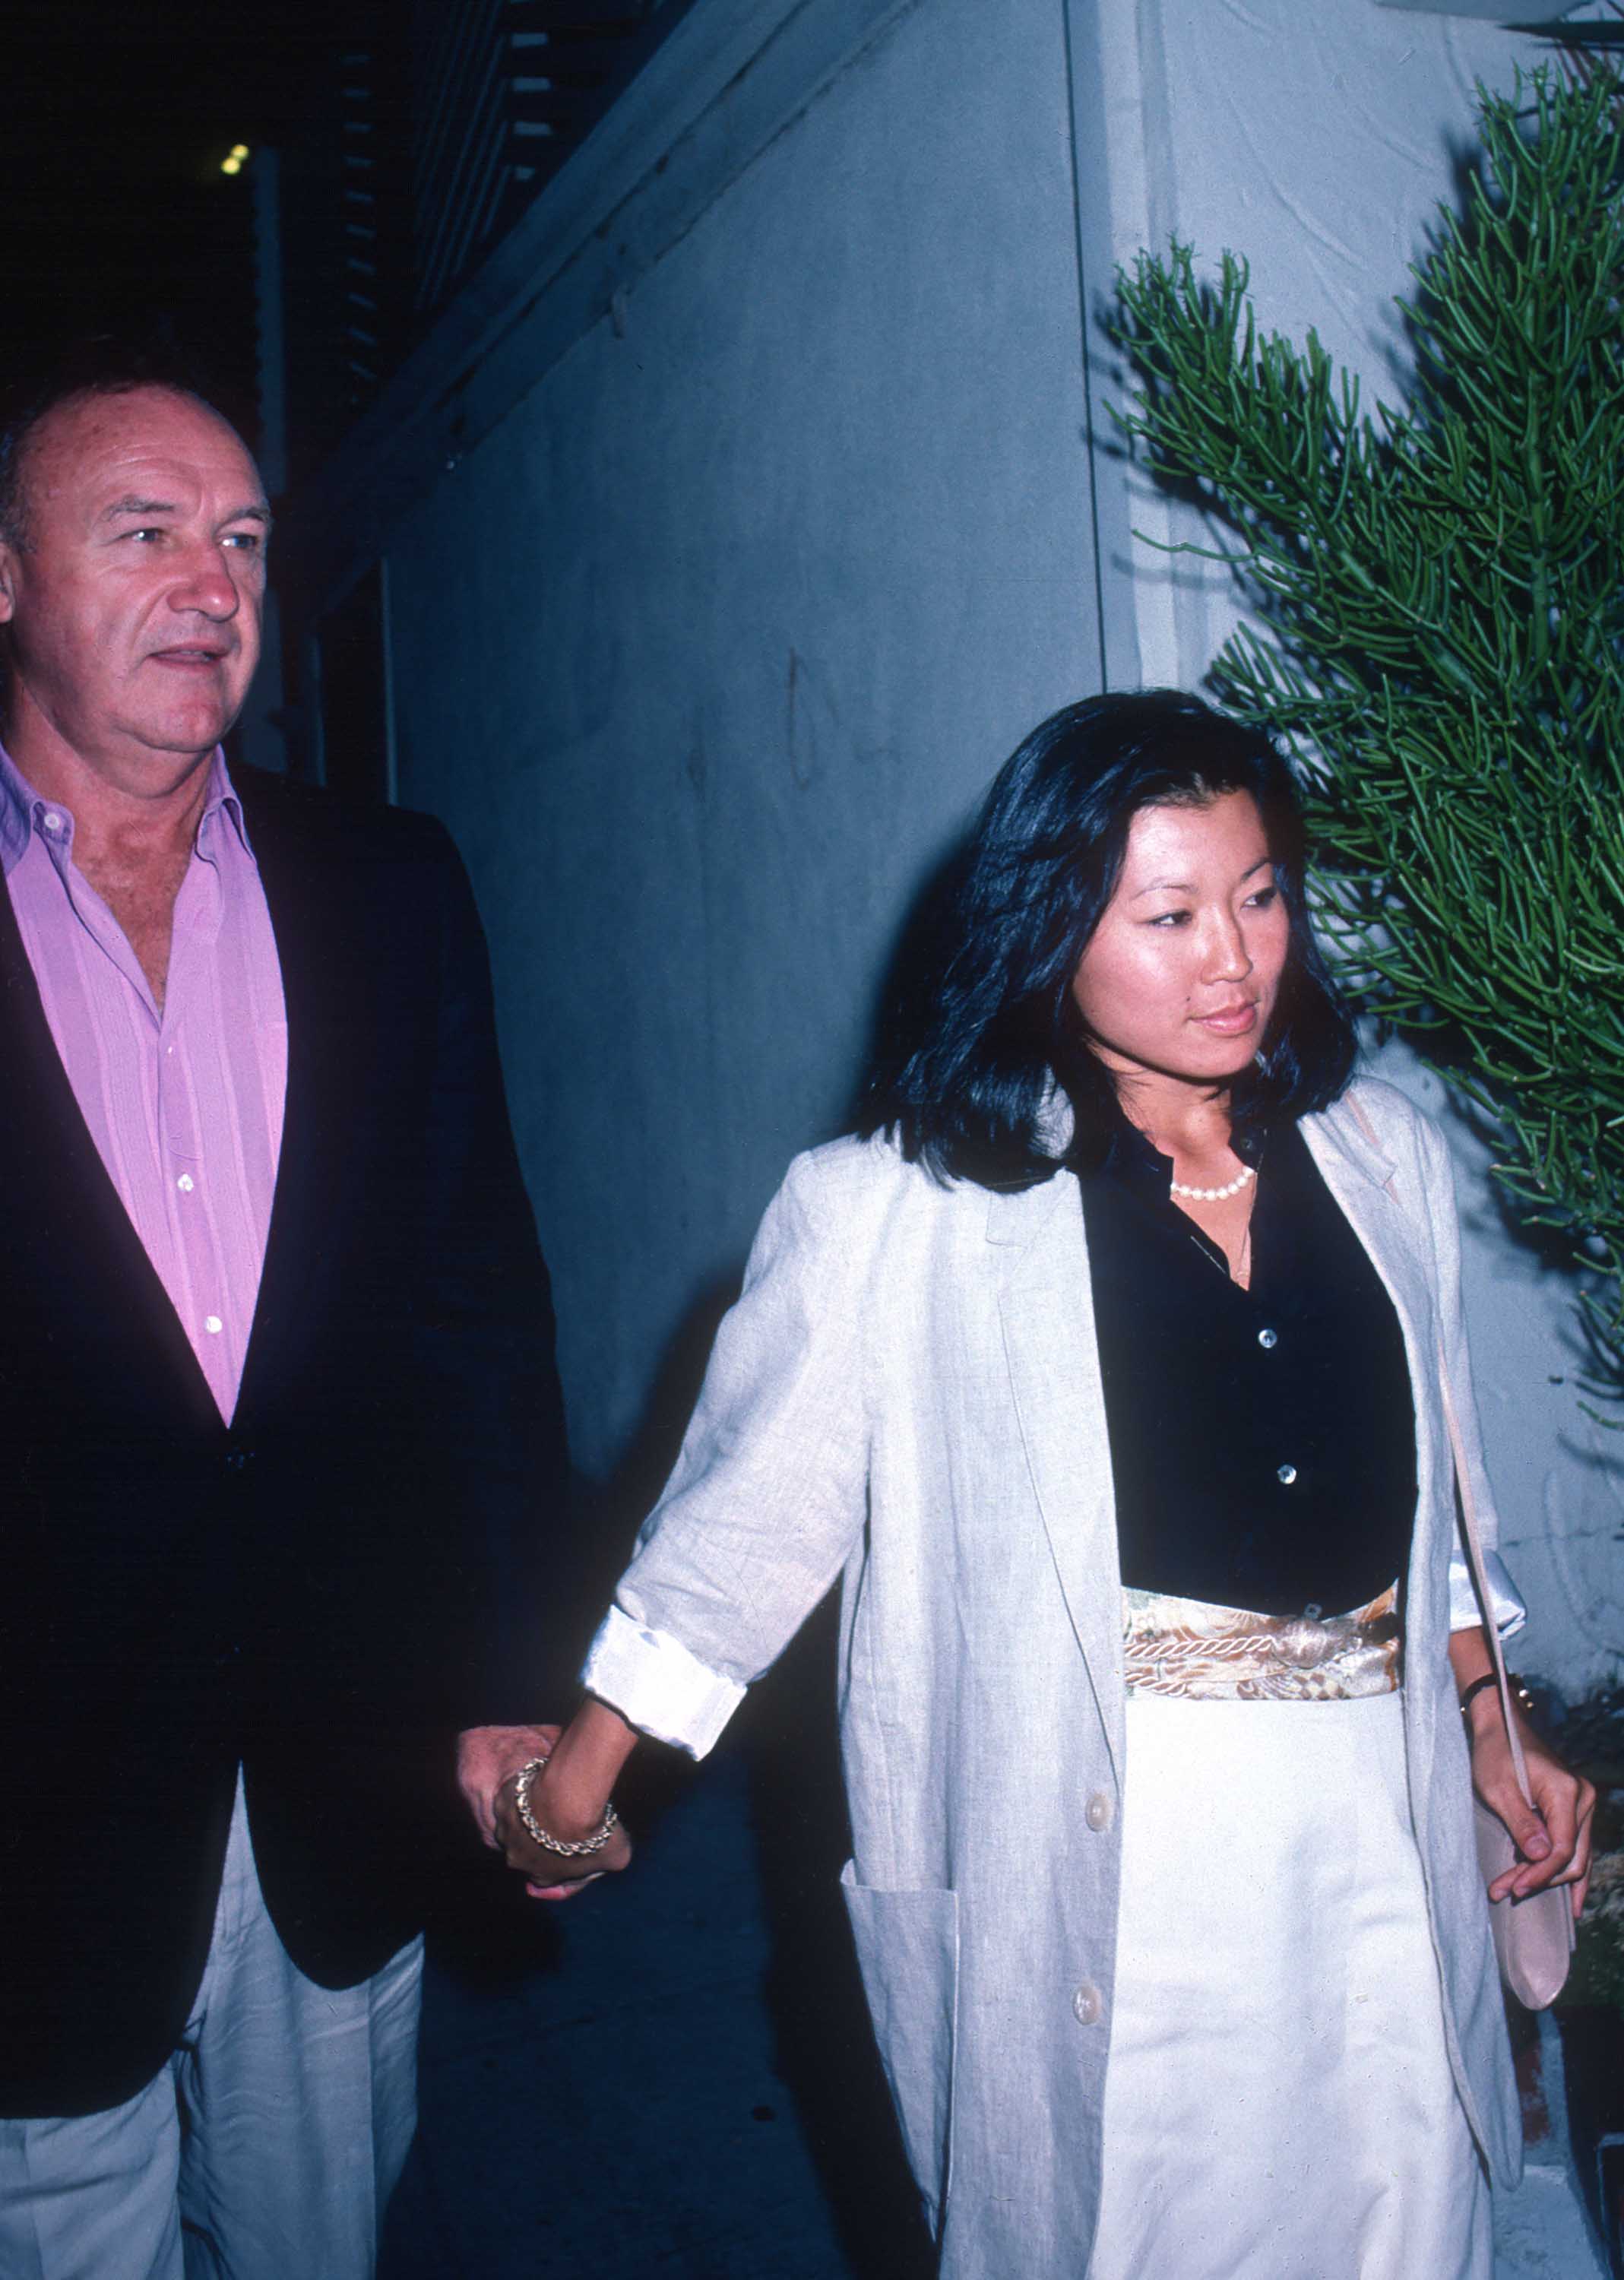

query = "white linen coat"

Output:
[[588, 1076, 1521, 2277]]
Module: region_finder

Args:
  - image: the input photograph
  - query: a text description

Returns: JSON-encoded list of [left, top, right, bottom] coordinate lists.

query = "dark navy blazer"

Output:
[[0, 767, 566, 2115]]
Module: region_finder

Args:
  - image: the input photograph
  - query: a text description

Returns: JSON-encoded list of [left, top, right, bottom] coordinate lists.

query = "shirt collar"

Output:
[[0, 741, 252, 872], [1091, 1088, 1271, 1196], [0, 739, 36, 877]]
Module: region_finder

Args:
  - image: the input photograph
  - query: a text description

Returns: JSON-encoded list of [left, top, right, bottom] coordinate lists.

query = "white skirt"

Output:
[[1090, 1688, 1491, 2280]]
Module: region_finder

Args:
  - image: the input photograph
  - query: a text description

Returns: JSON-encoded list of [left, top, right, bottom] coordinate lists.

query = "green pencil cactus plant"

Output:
[[1113, 68, 1624, 1390]]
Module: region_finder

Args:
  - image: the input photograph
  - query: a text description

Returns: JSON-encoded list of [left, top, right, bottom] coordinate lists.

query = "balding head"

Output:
[[0, 377, 243, 555]]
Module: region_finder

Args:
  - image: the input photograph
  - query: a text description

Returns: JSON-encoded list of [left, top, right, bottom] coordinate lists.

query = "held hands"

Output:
[[455, 1721, 633, 1900], [1465, 1691, 1596, 1918]]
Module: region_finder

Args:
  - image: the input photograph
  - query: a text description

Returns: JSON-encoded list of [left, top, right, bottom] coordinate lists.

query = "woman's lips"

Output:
[[1195, 1002, 1259, 1036]]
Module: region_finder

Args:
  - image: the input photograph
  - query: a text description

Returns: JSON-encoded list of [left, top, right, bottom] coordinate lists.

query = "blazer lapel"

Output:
[[230, 775, 360, 1431], [991, 1171, 1125, 1786]]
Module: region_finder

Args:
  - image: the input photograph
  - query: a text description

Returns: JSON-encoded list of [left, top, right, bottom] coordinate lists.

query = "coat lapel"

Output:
[[1300, 1097, 1438, 1403], [990, 1170, 1125, 1786], [0, 868, 220, 1430], [1301, 1094, 1447, 1636]]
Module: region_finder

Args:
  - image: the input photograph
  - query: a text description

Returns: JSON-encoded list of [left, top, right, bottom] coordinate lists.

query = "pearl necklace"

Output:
[[1169, 1164, 1256, 1203]]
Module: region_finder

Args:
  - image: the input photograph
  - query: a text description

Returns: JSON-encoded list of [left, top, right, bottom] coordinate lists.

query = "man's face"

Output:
[[0, 385, 270, 788]]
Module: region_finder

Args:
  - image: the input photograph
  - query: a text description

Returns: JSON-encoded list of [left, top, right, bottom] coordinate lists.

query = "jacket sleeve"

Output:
[[582, 1149, 872, 1757], [1412, 1102, 1525, 1636], [411, 820, 570, 1722]]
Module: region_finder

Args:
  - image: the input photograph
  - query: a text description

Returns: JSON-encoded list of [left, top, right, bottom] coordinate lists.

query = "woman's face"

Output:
[[1069, 790, 1290, 1091]]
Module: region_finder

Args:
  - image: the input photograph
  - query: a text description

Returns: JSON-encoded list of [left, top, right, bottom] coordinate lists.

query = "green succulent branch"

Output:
[[1113, 67, 1624, 1389]]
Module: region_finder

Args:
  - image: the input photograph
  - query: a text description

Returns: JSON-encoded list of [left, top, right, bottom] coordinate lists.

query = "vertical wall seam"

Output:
[[1062, 0, 1112, 692]]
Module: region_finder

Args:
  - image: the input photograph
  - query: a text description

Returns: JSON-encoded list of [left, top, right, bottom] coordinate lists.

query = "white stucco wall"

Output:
[[1094, 0, 1624, 1689]]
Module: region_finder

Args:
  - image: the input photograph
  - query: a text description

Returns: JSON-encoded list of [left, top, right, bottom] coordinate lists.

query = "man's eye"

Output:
[[223, 531, 263, 553]]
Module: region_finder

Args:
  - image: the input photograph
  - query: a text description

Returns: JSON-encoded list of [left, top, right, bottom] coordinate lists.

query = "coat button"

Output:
[[1276, 1463, 1297, 1485], [1072, 1982, 1103, 2027], [1084, 1791, 1114, 1833], [1258, 1327, 1278, 1350]]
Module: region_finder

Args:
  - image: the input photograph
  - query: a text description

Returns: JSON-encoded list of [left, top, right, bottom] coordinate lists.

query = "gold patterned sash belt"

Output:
[[1122, 1582, 1401, 1702]]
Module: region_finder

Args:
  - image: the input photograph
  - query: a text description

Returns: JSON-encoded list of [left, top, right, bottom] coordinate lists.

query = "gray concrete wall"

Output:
[[381, 0, 1102, 1477], [307, 0, 1621, 1692]]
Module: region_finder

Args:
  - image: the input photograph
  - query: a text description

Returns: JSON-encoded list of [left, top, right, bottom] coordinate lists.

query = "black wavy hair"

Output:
[[861, 689, 1357, 1189]]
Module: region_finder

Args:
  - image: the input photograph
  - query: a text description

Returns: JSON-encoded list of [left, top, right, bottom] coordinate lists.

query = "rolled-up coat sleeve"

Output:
[[581, 1149, 872, 1758]]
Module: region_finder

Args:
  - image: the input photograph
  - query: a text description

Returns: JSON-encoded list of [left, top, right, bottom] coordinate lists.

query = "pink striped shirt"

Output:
[[0, 743, 286, 1424]]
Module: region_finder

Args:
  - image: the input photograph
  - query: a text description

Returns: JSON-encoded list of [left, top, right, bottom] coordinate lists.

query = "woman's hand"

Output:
[[491, 1696, 642, 1900], [1464, 1686, 1597, 1918], [494, 1759, 634, 1900]]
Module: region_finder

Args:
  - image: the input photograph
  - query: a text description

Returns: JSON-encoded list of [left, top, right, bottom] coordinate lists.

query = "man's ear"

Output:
[[0, 543, 17, 626]]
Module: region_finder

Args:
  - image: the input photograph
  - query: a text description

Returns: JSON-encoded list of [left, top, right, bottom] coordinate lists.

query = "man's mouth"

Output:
[[147, 646, 230, 669]]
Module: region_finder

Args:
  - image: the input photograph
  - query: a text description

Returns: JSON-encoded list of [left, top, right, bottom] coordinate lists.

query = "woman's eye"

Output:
[[1147, 910, 1191, 928], [1247, 885, 1280, 910]]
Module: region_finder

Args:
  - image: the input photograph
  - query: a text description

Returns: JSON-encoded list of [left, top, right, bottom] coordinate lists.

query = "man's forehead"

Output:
[[28, 388, 264, 510]]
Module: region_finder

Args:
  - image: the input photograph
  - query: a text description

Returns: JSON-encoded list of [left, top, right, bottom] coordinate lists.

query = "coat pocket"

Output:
[[840, 1861, 960, 2234]]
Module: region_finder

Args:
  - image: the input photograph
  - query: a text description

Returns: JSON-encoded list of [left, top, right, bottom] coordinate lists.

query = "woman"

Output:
[[497, 692, 1593, 2278]]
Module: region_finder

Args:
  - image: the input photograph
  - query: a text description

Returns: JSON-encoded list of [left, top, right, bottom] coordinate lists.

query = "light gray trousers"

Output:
[[0, 1775, 423, 2280]]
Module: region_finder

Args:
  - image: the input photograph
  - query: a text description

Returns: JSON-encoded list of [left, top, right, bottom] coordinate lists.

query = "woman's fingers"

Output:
[[1518, 1753, 1595, 1895], [1475, 1731, 1597, 1904]]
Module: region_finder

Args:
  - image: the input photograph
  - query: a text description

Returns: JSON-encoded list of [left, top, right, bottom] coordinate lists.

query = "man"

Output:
[[0, 367, 571, 2276]]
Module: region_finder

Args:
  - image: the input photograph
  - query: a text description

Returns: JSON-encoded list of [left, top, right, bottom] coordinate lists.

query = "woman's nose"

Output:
[[1204, 917, 1253, 982]]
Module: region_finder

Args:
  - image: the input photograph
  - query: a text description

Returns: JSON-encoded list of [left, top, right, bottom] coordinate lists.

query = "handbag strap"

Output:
[[1341, 1087, 1536, 1809], [1436, 1347, 1537, 1812]]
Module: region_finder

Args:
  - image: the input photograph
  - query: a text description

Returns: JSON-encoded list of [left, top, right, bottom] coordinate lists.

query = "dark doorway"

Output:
[[318, 562, 393, 803]]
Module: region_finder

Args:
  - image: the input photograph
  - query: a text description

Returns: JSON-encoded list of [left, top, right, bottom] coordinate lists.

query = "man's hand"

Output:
[[456, 1724, 563, 1847]]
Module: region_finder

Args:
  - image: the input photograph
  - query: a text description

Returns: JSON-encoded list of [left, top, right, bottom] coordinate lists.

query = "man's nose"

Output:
[[169, 544, 242, 619]]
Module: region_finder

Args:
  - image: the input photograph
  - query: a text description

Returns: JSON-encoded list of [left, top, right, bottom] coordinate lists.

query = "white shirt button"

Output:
[[41, 810, 63, 834], [1072, 1982, 1103, 2027], [1258, 1327, 1278, 1350], [1277, 1463, 1298, 1486], [204, 1315, 223, 1335], [177, 1173, 195, 1193], [1084, 1791, 1114, 1834]]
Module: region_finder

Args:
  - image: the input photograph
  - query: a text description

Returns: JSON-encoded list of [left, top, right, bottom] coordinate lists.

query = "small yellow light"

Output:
[[221, 143, 250, 175], [221, 157, 242, 175]]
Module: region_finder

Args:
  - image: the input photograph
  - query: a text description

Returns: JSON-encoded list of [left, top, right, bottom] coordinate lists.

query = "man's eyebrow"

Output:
[[97, 494, 177, 522], [94, 496, 274, 527]]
